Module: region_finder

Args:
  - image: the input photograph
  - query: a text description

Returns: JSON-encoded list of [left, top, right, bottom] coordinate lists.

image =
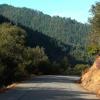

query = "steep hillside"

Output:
[[81, 56, 100, 95], [0, 4, 89, 45], [0, 15, 69, 61], [0, 4, 90, 63]]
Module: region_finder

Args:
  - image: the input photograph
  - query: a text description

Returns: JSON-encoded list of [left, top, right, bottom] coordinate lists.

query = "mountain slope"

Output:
[[0, 4, 90, 45], [0, 4, 90, 63]]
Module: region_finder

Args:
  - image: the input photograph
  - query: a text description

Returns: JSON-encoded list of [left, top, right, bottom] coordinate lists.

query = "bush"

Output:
[[73, 64, 89, 75]]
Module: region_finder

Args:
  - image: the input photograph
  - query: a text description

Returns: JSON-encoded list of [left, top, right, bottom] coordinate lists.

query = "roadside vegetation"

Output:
[[0, 1, 100, 87]]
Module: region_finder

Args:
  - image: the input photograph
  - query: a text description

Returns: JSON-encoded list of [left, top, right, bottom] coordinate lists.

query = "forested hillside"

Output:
[[0, 4, 90, 63], [0, 4, 92, 86]]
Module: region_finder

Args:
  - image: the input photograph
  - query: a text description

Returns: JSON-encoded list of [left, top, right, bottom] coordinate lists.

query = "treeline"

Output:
[[0, 4, 90, 63]]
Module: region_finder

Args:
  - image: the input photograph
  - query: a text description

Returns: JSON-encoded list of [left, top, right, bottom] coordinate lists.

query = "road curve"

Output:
[[0, 75, 99, 100]]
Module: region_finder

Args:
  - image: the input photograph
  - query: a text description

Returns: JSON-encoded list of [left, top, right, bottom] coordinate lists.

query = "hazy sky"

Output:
[[0, 0, 97, 23]]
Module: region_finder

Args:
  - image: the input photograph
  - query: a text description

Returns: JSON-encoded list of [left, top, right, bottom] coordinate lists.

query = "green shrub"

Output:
[[73, 64, 89, 75]]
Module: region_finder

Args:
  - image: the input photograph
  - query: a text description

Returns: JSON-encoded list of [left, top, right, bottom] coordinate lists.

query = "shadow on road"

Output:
[[23, 75, 80, 83], [0, 75, 99, 100], [2, 87, 98, 100]]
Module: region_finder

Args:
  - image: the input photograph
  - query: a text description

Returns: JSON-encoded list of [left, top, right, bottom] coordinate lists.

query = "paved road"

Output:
[[0, 75, 99, 100]]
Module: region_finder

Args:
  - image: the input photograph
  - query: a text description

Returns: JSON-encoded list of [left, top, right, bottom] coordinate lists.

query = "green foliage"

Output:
[[24, 46, 49, 74], [0, 4, 90, 63], [59, 57, 70, 74], [32, 46, 48, 65], [0, 23, 50, 86], [87, 44, 100, 55], [88, 2, 100, 56], [0, 23, 27, 84], [73, 64, 89, 75]]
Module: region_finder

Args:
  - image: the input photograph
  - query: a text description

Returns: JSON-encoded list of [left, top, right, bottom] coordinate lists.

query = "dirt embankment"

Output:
[[81, 56, 100, 96]]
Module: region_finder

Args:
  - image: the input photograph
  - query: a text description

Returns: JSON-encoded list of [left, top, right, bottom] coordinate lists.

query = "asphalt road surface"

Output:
[[0, 75, 99, 100]]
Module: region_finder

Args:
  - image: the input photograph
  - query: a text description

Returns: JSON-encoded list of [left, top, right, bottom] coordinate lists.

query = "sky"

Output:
[[0, 0, 98, 23]]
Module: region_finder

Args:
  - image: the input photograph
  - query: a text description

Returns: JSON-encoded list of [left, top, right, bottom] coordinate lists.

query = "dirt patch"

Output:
[[81, 56, 100, 96]]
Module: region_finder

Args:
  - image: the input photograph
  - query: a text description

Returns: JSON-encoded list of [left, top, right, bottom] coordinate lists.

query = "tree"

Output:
[[0, 22, 52, 86], [0, 23, 27, 84], [24, 46, 49, 74], [88, 2, 100, 55], [59, 56, 70, 74]]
